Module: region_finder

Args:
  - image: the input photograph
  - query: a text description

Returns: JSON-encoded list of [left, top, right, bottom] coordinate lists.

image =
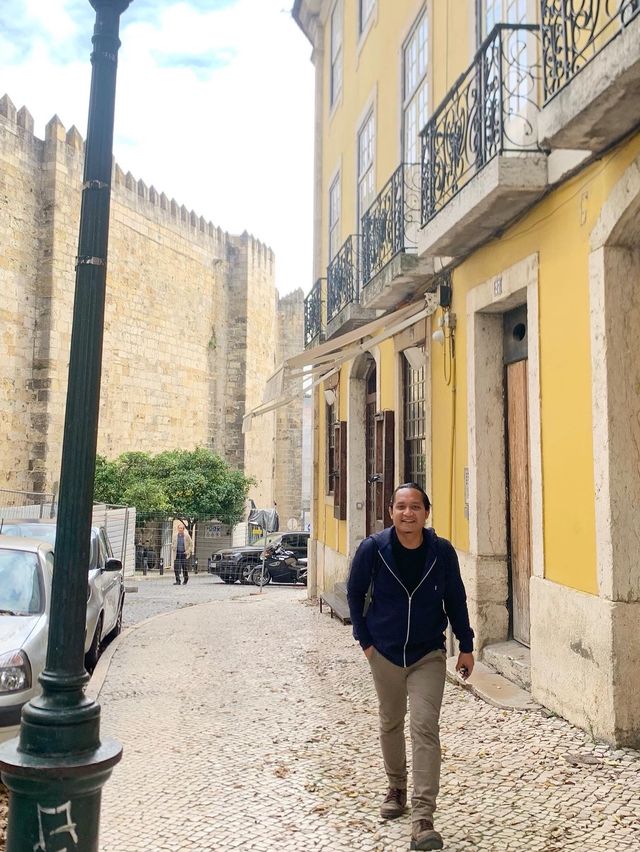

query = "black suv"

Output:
[[208, 531, 309, 584]]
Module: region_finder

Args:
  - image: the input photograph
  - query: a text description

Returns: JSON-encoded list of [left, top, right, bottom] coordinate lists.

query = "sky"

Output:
[[0, 0, 315, 296]]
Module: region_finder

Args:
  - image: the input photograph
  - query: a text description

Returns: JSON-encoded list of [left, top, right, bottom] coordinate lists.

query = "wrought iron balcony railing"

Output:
[[421, 23, 541, 226], [327, 235, 360, 322], [361, 163, 421, 287], [541, 0, 640, 101], [304, 278, 324, 347]]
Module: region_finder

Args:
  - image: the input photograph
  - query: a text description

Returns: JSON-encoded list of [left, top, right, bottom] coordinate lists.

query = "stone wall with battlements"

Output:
[[0, 93, 301, 514]]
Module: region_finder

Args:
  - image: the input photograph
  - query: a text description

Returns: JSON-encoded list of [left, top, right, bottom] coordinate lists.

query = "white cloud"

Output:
[[1, 0, 315, 295]]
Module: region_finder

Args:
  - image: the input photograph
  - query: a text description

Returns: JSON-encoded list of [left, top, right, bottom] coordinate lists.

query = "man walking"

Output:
[[171, 522, 193, 586], [347, 483, 474, 851]]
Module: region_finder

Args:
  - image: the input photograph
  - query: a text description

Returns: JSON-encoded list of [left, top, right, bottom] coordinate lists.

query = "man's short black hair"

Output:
[[390, 482, 431, 511]]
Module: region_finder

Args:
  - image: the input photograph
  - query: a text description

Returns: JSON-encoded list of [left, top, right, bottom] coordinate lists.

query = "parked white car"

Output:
[[0, 525, 125, 743]]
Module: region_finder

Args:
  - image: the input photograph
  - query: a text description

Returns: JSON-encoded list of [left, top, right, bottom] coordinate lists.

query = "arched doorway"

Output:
[[365, 361, 377, 535], [347, 352, 377, 555]]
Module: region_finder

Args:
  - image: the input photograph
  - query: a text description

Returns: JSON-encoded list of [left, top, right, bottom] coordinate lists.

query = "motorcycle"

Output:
[[251, 544, 307, 587]]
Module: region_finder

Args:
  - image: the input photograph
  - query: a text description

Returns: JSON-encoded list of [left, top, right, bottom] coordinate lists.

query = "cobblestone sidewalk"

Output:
[[99, 588, 640, 851]]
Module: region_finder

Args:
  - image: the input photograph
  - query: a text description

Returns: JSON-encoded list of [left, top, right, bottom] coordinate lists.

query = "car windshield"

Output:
[[0, 523, 57, 546], [0, 548, 43, 615], [0, 523, 102, 570]]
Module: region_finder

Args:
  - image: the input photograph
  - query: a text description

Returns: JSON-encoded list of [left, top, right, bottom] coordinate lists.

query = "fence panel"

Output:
[[0, 492, 135, 577], [0, 489, 56, 519], [92, 504, 136, 577]]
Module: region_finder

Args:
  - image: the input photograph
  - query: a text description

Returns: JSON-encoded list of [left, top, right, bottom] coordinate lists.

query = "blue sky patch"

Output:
[[152, 47, 236, 79], [126, 0, 240, 24]]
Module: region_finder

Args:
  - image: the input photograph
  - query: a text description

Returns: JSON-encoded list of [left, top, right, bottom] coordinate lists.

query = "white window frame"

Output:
[[477, 0, 538, 147], [357, 109, 375, 230], [478, 0, 537, 40], [330, 1, 343, 109], [402, 9, 429, 165], [328, 173, 341, 261], [359, 0, 376, 36]]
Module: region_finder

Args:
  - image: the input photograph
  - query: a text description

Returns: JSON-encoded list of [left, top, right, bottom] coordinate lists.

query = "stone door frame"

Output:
[[465, 253, 544, 649]]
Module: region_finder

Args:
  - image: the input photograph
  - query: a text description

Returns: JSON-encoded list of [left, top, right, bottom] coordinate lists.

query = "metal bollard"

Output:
[[159, 556, 164, 576]]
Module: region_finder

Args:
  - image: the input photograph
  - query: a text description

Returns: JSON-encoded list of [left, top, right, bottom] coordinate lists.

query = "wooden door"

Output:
[[375, 410, 395, 529], [365, 365, 377, 535], [506, 357, 531, 645]]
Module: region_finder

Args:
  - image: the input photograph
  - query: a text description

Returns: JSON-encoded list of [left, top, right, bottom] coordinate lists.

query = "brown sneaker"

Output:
[[410, 820, 443, 850], [379, 787, 407, 819]]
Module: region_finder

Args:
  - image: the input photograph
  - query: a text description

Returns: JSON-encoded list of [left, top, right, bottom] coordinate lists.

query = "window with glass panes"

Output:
[[329, 174, 341, 261], [330, 2, 343, 107], [326, 401, 337, 494], [479, 1, 531, 120], [357, 110, 375, 228], [403, 356, 426, 489], [403, 10, 429, 165], [359, 0, 375, 35]]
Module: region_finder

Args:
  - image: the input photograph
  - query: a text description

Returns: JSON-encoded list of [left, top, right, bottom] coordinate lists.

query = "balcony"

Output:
[[326, 235, 376, 339], [418, 24, 547, 259], [538, 0, 640, 151], [304, 278, 325, 348], [359, 164, 436, 311]]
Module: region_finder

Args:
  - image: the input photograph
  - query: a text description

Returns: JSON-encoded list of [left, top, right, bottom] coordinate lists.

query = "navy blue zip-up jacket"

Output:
[[347, 527, 474, 668]]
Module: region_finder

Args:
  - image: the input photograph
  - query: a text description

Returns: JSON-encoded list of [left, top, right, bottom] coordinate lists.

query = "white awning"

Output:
[[244, 366, 337, 432], [262, 365, 286, 404], [243, 391, 299, 433], [244, 294, 436, 431], [285, 299, 427, 370]]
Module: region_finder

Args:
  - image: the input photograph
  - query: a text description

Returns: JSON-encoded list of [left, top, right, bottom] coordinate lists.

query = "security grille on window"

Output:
[[403, 10, 429, 165], [327, 401, 337, 494], [359, 0, 375, 34], [330, 2, 343, 107], [358, 110, 375, 228], [329, 174, 341, 261], [403, 356, 426, 489]]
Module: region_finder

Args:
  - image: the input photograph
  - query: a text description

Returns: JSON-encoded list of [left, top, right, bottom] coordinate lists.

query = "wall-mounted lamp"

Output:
[[323, 388, 336, 406], [432, 328, 445, 345], [403, 346, 425, 370]]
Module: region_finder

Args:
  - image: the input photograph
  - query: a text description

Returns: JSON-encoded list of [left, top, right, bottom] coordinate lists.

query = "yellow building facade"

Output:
[[293, 0, 640, 746]]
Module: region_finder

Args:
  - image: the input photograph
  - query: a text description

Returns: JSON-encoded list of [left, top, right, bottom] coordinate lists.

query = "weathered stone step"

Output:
[[446, 657, 537, 711], [482, 640, 532, 691]]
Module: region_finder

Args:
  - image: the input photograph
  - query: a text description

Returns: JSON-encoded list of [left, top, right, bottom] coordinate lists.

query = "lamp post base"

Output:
[[0, 736, 122, 852]]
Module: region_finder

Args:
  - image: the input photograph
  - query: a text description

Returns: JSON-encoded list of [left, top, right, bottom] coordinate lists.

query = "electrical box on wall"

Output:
[[439, 280, 452, 308]]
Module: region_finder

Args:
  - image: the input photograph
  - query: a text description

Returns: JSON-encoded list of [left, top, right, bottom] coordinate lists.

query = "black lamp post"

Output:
[[0, 2, 131, 849]]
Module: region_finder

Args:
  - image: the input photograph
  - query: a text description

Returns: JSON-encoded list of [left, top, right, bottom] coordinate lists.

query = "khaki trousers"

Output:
[[368, 648, 446, 822]]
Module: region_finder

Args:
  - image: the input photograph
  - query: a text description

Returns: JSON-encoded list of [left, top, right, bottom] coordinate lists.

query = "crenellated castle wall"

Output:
[[0, 93, 299, 515]]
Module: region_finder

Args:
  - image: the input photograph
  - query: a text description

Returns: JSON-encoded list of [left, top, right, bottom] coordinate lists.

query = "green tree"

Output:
[[94, 448, 253, 531]]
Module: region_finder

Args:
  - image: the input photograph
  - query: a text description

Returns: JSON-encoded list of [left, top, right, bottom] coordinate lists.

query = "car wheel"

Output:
[[252, 567, 271, 586], [106, 597, 124, 643], [240, 562, 256, 584], [85, 615, 103, 673]]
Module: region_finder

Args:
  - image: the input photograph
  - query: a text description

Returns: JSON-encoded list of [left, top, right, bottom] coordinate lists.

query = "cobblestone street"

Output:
[[97, 582, 640, 851], [122, 572, 249, 629]]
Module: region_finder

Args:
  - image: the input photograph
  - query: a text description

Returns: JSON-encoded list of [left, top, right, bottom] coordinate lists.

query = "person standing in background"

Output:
[[171, 522, 193, 586]]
